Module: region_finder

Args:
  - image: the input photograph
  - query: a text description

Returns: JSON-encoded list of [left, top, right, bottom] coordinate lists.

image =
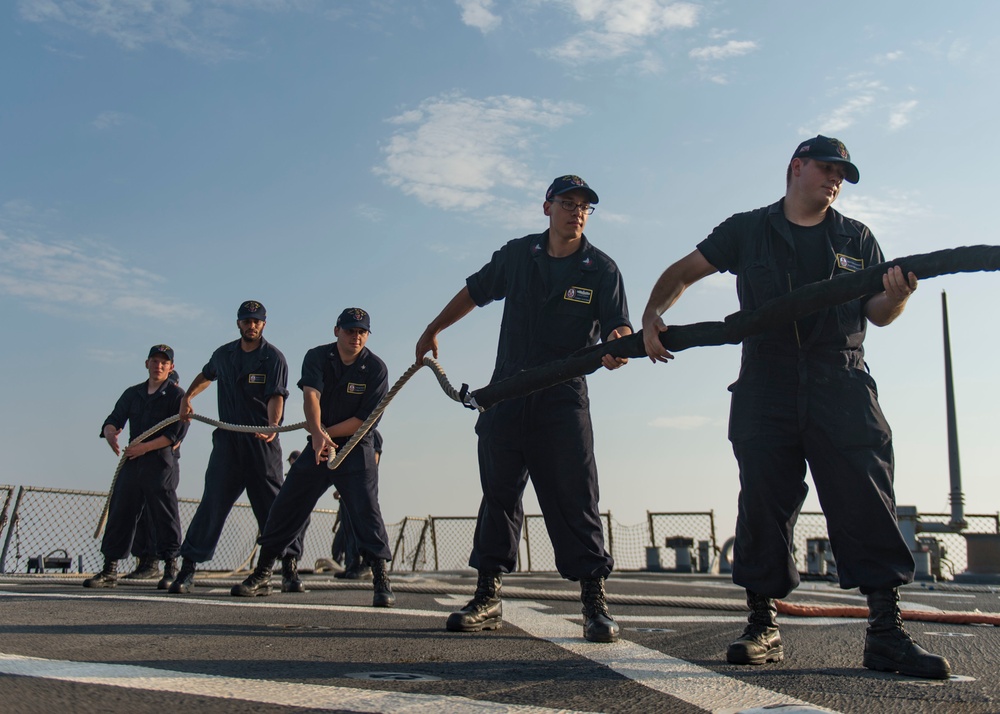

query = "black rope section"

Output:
[[466, 245, 1000, 411]]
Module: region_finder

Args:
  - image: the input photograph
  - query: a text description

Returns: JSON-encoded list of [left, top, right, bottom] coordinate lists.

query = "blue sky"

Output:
[[3, 1, 999, 542]]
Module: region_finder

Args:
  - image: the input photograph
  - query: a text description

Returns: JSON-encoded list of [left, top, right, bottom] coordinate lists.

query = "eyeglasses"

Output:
[[553, 199, 595, 215]]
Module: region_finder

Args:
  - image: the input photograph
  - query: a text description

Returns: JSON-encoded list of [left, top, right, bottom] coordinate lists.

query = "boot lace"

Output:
[[581, 579, 610, 618]]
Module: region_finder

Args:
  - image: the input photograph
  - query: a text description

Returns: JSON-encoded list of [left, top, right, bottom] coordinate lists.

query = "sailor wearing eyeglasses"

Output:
[[416, 174, 632, 643]]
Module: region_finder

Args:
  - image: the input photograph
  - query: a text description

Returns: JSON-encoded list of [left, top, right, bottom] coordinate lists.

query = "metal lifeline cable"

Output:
[[94, 358, 465, 539]]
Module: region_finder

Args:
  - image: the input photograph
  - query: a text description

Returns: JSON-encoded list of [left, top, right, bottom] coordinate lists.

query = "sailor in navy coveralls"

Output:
[[86, 345, 186, 590], [416, 175, 632, 642], [167, 301, 301, 593], [641, 136, 951, 679], [231, 307, 395, 606]]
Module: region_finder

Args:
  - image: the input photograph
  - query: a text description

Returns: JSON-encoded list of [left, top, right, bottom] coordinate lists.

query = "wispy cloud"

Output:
[[0, 204, 199, 321], [546, 0, 699, 63], [836, 190, 930, 236], [649, 415, 713, 430], [16, 0, 315, 60], [802, 73, 922, 136], [888, 100, 918, 131], [456, 0, 501, 33], [92, 110, 129, 130], [689, 39, 757, 61], [877, 50, 904, 63], [799, 75, 884, 135], [355, 203, 386, 223], [374, 92, 585, 226]]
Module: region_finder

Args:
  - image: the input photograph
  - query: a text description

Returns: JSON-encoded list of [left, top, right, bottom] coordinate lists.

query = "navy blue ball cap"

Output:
[[148, 344, 174, 361], [336, 307, 371, 332], [792, 135, 860, 184], [237, 300, 267, 321], [545, 174, 599, 204]]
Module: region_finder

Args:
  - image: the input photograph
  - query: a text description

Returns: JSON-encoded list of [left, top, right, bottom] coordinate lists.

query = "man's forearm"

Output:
[[267, 395, 284, 426]]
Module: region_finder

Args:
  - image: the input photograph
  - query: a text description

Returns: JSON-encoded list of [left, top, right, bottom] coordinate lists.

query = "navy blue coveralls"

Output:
[[179, 337, 298, 563], [258, 343, 392, 562], [331, 430, 382, 568], [698, 199, 914, 599], [100, 380, 186, 561], [466, 230, 631, 579]]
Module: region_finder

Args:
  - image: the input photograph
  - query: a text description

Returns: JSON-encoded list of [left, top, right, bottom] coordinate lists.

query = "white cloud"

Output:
[[374, 92, 585, 224], [822, 94, 877, 133], [836, 190, 930, 235], [0, 210, 199, 321], [802, 75, 925, 137], [547, 0, 699, 63], [456, 0, 501, 33], [689, 39, 757, 61], [355, 203, 386, 223], [92, 110, 129, 130], [649, 415, 713, 430], [888, 100, 918, 131], [18, 0, 253, 60], [800, 76, 885, 135]]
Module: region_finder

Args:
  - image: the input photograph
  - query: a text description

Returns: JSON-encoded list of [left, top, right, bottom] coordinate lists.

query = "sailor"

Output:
[[87, 345, 186, 590], [641, 136, 950, 679], [416, 175, 632, 642], [231, 307, 394, 606], [167, 300, 303, 594]]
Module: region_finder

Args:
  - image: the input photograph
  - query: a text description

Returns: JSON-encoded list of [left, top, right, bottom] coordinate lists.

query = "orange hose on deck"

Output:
[[777, 600, 1000, 625]]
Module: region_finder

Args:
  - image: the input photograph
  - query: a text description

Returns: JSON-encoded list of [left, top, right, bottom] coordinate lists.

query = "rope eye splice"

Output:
[[458, 383, 483, 412]]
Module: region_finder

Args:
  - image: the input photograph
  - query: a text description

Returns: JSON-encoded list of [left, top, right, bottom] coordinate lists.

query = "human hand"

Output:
[[103, 425, 122, 456], [123, 441, 149, 459], [415, 329, 439, 365], [642, 315, 674, 363], [311, 429, 337, 464], [601, 328, 629, 370], [882, 265, 917, 304]]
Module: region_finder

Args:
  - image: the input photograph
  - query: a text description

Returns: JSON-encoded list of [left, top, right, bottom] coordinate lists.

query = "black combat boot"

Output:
[[168, 559, 197, 594], [581, 577, 620, 643], [83, 559, 119, 588], [446, 571, 503, 632], [371, 558, 396, 608], [281, 556, 307, 593], [335, 561, 372, 580], [863, 588, 951, 679], [231, 551, 277, 597], [124, 555, 160, 580], [157, 558, 178, 590], [727, 590, 784, 664]]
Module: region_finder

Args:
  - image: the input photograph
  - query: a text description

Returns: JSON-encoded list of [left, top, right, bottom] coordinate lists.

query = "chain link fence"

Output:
[[0, 485, 14, 556], [2, 485, 997, 580], [794, 511, 1000, 580], [0, 486, 338, 575]]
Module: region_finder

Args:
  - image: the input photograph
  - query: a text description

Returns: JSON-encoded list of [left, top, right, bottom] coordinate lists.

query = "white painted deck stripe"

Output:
[[503, 601, 842, 714], [0, 589, 442, 617], [2, 590, 843, 713], [0, 652, 601, 713]]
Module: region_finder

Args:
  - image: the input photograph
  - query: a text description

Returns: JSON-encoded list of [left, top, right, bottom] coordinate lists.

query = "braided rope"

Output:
[[8, 572, 999, 625], [322, 357, 462, 472], [94, 357, 464, 539]]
